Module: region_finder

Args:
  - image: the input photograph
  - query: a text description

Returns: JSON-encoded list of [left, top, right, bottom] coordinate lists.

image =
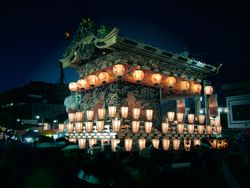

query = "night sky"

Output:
[[1, 0, 250, 93]]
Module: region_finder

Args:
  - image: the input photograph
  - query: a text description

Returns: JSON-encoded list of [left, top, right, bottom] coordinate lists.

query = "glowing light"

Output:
[[151, 73, 162, 85], [113, 64, 125, 78]]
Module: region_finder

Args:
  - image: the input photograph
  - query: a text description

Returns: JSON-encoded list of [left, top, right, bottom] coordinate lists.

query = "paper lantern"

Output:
[[98, 108, 106, 120], [206, 125, 212, 134], [89, 138, 97, 149], [144, 121, 152, 133], [111, 139, 120, 152], [125, 138, 133, 151], [88, 75, 98, 87], [76, 112, 84, 122], [216, 126, 222, 134], [98, 71, 109, 84], [167, 112, 175, 122], [187, 124, 194, 134], [177, 123, 184, 133], [86, 110, 94, 121], [66, 123, 74, 133], [133, 69, 144, 83], [193, 83, 202, 94], [152, 139, 160, 149], [204, 86, 214, 95], [85, 121, 93, 132], [162, 139, 170, 150], [151, 73, 162, 85], [58, 123, 65, 132], [132, 121, 140, 133], [161, 122, 169, 133], [138, 138, 146, 150], [108, 106, 117, 118], [78, 138, 86, 149], [112, 119, 121, 132], [166, 76, 176, 88], [180, 80, 190, 92], [132, 108, 140, 120], [197, 125, 204, 134], [145, 109, 153, 121], [75, 122, 83, 133], [173, 139, 180, 150], [187, 114, 194, 124], [96, 120, 104, 132], [113, 64, 125, 78], [176, 113, 184, 123], [68, 82, 78, 92], [68, 113, 76, 123], [184, 139, 191, 151], [77, 79, 88, 90], [194, 139, 201, 146], [198, 115, 205, 124], [121, 106, 128, 118]]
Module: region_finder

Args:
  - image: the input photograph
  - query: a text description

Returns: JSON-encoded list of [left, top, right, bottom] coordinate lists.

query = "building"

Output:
[[59, 18, 224, 151], [222, 80, 250, 128], [0, 81, 70, 130]]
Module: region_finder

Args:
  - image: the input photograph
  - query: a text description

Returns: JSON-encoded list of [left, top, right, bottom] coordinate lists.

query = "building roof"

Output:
[[60, 18, 221, 82]]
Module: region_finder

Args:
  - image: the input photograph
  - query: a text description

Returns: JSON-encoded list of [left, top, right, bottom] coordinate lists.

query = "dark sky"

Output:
[[1, 0, 250, 93]]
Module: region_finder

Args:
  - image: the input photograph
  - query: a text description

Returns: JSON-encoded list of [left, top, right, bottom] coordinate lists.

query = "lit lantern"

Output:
[[88, 75, 98, 87], [111, 139, 120, 152], [112, 119, 121, 132], [210, 139, 217, 149], [86, 110, 94, 121], [223, 139, 228, 148], [68, 113, 76, 123], [78, 138, 86, 149], [138, 138, 146, 150], [68, 82, 78, 92], [85, 121, 93, 132], [194, 139, 201, 146], [132, 108, 141, 120], [180, 80, 190, 92], [217, 139, 223, 149], [96, 120, 104, 132], [113, 64, 125, 78], [133, 69, 144, 83], [58, 123, 65, 132], [206, 125, 212, 134], [69, 138, 76, 143], [176, 113, 184, 123], [192, 83, 202, 94], [184, 139, 191, 151], [162, 138, 170, 150], [177, 123, 184, 133], [75, 122, 83, 133], [173, 139, 180, 150], [108, 106, 117, 118], [144, 121, 152, 133], [132, 121, 140, 133], [197, 125, 204, 134], [101, 139, 110, 149], [77, 79, 88, 90], [66, 123, 74, 133], [89, 138, 97, 149], [145, 109, 153, 121], [204, 85, 214, 96], [166, 76, 176, 88], [152, 139, 160, 149], [216, 126, 222, 134], [161, 122, 169, 133], [125, 138, 133, 151], [98, 71, 109, 84], [151, 73, 162, 85], [187, 124, 194, 134], [187, 114, 194, 124], [121, 106, 128, 118], [76, 112, 84, 122], [167, 112, 175, 122], [98, 108, 106, 120], [198, 114, 205, 124]]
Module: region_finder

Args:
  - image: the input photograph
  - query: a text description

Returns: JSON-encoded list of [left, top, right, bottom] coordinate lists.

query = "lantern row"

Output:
[[68, 64, 213, 94], [69, 137, 228, 152]]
